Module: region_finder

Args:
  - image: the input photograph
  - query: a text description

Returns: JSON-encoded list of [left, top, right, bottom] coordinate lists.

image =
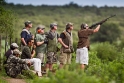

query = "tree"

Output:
[[0, 0, 15, 70]]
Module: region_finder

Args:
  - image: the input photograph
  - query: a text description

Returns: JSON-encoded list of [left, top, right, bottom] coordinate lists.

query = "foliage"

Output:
[[33, 70, 100, 83], [0, 7, 15, 38], [86, 50, 124, 83], [21, 70, 37, 79], [113, 37, 124, 51], [91, 23, 121, 43], [91, 42, 119, 61], [0, 68, 10, 83]]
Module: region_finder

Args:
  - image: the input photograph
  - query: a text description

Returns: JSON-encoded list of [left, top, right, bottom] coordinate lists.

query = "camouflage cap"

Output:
[[13, 49, 21, 55], [11, 43, 19, 48], [50, 23, 57, 28], [24, 21, 32, 25]]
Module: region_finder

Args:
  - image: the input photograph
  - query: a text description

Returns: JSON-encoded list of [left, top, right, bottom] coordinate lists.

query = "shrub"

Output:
[[33, 69, 101, 83], [91, 42, 119, 61]]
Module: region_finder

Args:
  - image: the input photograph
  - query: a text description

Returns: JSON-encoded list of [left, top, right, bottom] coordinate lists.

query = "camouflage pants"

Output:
[[46, 52, 58, 64]]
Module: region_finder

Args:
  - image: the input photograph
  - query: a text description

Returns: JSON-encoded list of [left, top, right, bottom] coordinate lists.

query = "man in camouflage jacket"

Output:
[[5, 49, 30, 78]]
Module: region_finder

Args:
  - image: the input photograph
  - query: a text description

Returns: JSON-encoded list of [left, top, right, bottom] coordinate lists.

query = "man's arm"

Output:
[[93, 25, 101, 33], [21, 38, 27, 46], [11, 56, 26, 64], [21, 31, 27, 46], [58, 38, 68, 48], [36, 41, 44, 46]]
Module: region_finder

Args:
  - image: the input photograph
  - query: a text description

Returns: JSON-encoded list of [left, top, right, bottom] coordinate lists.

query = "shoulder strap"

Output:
[[63, 31, 67, 37], [22, 29, 30, 34]]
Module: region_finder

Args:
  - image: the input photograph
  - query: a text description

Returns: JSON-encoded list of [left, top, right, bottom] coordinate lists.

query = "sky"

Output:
[[6, 0, 124, 7]]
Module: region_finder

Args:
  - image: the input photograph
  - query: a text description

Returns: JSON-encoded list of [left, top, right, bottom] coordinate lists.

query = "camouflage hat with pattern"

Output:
[[24, 21, 32, 26], [11, 43, 19, 48], [13, 49, 21, 55]]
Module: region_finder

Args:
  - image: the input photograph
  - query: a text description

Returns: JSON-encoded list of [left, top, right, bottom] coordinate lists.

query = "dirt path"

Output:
[[5, 78, 26, 83]]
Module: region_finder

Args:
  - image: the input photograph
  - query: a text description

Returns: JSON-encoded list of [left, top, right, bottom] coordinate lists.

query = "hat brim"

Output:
[[41, 28, 45, 30]]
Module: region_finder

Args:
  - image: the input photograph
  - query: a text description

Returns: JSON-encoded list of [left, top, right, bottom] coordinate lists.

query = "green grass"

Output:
[[0, 69, 8, 83]]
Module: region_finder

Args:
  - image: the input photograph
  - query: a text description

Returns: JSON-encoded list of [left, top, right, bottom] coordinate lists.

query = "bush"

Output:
[[91, 42, 119, 61], [33, 69, 101, 83], [86, 51, 124, 83]]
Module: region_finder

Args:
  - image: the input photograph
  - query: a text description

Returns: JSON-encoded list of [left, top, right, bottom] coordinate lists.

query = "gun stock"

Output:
[[89, 15, 116, 29]]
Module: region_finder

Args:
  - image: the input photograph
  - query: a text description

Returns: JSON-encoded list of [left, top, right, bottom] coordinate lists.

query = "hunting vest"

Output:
[[61, 31, 73, 50], [47, 31, 58, 52]]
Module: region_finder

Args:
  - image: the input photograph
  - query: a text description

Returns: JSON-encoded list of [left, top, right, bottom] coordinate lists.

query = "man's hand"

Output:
[[64, 45, 69, 48], [44, 38, 48, 44], [26, 60, 31, 66]]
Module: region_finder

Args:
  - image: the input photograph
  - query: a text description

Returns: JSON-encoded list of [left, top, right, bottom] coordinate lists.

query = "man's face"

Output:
[[70, 25, 73, 30], [29, 23, 32, 28], [41, 29, 45, 34], [53, 25, 57, 30], [85, 24, 89, 29], [30, 40, 34, 46]]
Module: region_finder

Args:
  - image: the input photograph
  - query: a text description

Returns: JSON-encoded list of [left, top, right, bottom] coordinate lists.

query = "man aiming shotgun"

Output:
[[76, 14, 116, 70]]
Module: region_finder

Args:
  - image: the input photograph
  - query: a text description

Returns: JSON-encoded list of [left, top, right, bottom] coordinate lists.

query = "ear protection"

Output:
[[81, 23, 87, 29], [36, 27, 42, 33], [37, 29, 42, 33]]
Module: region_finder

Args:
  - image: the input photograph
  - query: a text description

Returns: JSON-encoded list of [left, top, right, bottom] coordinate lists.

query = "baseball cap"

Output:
[[36, 25, 45, 30], [13, 49, 21, 55], [11, 43, 19, 48], [50, 23, 57, 28], [66, 22, 73, 26], [24, 21, 32, 25]]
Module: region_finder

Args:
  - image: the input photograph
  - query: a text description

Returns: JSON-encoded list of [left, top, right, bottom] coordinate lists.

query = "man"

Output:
[[46, 23, 59, 72], [76, 23, 100, 70], [58, 22, 74, 69], [5, 49, 30, 78], [21, 38, 42, 77], [20, 21, 33, 50], [5, 43, 19, 59], [35, 25, 47, 65]]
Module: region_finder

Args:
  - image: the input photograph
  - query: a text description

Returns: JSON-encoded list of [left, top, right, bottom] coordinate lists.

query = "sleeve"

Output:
[[11, 56, 26, 64], [60, 33, 66, 39], [23, 47, 31, 59], [47, 32, 55, 40], [36, 34, 39, 42], [17, 58, 26, 64], [88, 29, 94, 35], [21, 31, 27, 38]]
